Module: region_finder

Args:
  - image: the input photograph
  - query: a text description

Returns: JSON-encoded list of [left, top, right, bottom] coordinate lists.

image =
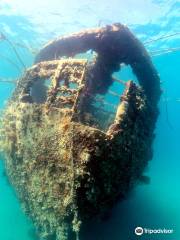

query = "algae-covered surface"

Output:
[[0, 24, 161, 239]]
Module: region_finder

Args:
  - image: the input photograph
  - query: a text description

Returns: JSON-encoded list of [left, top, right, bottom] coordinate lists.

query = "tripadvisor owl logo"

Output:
[[135, 227, 143, 235], [134, 226, 174, 236]]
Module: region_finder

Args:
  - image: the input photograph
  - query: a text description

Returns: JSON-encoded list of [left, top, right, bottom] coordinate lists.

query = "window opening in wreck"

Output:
[[54, 78, 79, 108], [74, 50, 96, 61], [57, 80, 69, 97], [69, 82, 79, 89], [56, 81, 78, 101], [115, 64, 138, 84], [79, 64, 139, 132], [30, 78, 51, 103], [44, 78, 52, 87]]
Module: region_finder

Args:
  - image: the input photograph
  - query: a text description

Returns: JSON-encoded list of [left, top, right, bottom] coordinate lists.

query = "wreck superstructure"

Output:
[[0, 24, 161, 240]]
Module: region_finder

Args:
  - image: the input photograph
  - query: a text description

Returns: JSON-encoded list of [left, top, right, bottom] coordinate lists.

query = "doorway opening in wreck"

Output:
[[76, 60, 138, 132]]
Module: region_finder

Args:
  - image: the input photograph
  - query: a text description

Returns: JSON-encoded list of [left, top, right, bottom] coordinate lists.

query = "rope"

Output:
[[0, 32, 26, 70], [163, 89, 174, 130], [0, 53, 22, 73], [144, 32, 180, 45], [150, 47, 180, 57], [0, 77, 17, 84]]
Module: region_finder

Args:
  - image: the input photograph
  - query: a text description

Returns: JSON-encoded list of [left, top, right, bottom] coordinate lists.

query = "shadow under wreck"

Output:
[[0, 23, 161, 240]]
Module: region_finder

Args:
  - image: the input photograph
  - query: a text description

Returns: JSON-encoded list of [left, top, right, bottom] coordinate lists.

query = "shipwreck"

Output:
[[0, 24, 161, 240]]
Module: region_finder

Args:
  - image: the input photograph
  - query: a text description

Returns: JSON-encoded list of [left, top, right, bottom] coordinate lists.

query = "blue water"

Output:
[[0, 1, 179, 239]]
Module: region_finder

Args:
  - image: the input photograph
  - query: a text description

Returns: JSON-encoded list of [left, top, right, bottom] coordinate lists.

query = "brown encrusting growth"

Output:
[[0, 24, 161, 240]]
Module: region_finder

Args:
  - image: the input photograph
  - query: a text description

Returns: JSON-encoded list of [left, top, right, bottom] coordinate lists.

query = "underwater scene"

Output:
[[0, 0, 180, 240]]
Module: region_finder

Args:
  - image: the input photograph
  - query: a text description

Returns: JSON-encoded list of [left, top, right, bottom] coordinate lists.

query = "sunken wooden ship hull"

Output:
[[0, 24, 161, 240]]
